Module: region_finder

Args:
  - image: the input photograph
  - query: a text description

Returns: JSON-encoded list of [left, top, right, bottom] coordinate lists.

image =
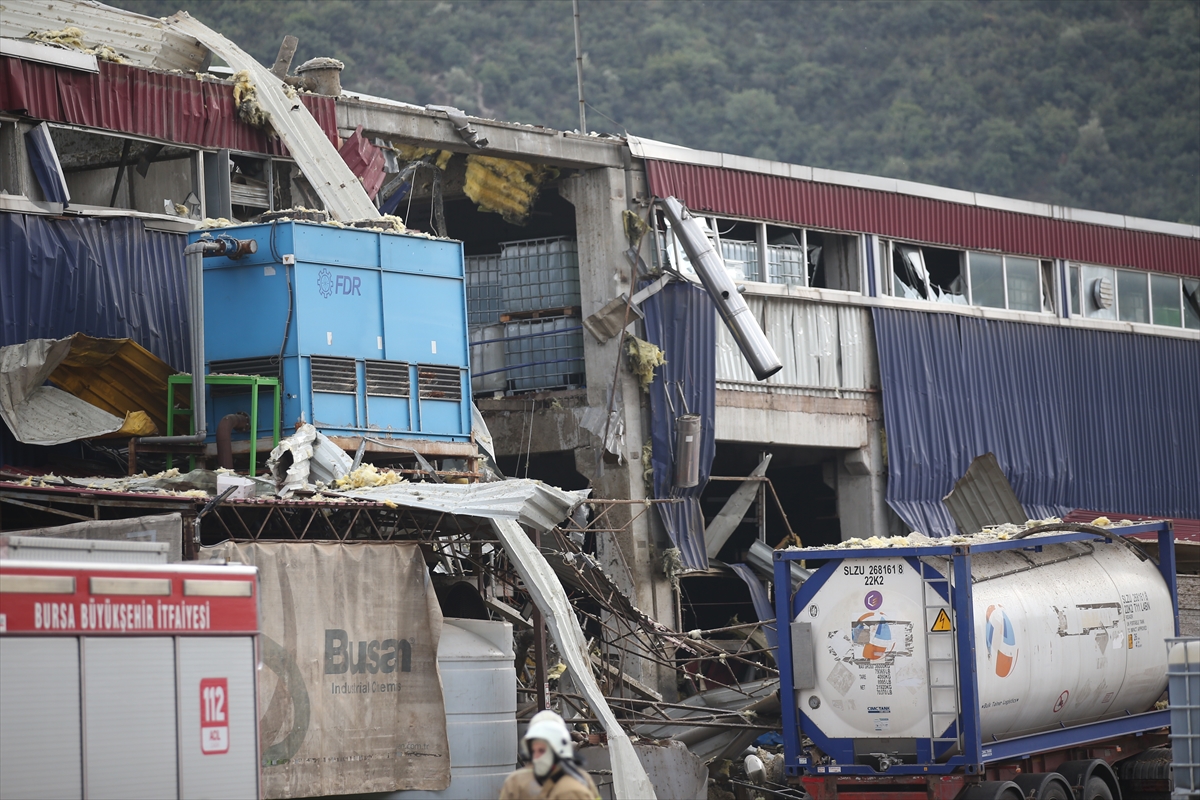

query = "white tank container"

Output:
[[798, 537, 1172, 744], [390, 618, 517, 800]]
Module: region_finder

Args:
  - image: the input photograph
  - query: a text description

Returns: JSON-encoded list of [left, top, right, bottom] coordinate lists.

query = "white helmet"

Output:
[[523, 710, 574, 761]]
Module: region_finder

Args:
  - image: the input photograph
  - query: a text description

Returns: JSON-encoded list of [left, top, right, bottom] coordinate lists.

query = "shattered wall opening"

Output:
[[886, 239, 968, 303], [703, 443, 841, 557], [396, 162, 585, 397], [44, 126, 199, 216], [496, 450, 589, 490]]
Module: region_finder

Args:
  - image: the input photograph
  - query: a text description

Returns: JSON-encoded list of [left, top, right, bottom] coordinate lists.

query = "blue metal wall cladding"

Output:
[[873, 307, 1200, 537], [1, 213, 190, 370], [643, 281, 717, 571]]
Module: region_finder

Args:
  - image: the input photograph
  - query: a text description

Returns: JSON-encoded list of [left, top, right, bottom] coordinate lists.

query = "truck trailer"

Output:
[[0, 558, 261, 800], [773, 521, 1178, 800]]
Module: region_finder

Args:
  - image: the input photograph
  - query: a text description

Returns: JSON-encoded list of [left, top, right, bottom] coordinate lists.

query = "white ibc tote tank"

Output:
[[391, 618, 517, 800]]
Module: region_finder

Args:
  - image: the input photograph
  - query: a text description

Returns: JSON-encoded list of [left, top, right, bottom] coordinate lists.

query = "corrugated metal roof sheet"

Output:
[[0, 0, 209, 73], [0, 56, 338, 156], [168, 13, 378, 221], [645, 161, 1200, 277], [332, 479, 586, 531], [941, 452, 1028, 535], [873, 307, 1200, 537], [0, 212, 191, 370], [49, 333, 177, 436]]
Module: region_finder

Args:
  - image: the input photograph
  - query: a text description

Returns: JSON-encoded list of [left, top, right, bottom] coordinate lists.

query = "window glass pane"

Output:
[[1150, 274, 1182, 327], [1070, 265, 1080, 315], [1184, 279, 1200, 330], [969, 252, 1005, 308], [1117, 270, 1149, 323], [1040, 261, 1055, 313], [1006, 257, 1041, 311]]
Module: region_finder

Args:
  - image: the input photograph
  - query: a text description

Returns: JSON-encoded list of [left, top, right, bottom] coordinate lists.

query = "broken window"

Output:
[[806, 230, 860, 291], [43, 125, 200, 216], [886, 241, 967, 304], [1185, 279, 1200, 330]]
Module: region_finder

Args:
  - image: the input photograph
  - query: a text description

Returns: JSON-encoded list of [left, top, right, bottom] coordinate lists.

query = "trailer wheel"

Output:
[[957, 780, 1024, 800], [1058, 759, 1121, 800], [1082, 775, 1114, 800], [1012, 772, 1072, 800]]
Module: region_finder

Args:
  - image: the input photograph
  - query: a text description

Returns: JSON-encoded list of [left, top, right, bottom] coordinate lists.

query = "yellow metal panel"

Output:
[[48, 333, 177, 436]]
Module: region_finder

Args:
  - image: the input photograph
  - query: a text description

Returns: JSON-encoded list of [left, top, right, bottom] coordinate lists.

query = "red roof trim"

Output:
[[645, 160, 1200, 277], [1, 56, 338, 156]]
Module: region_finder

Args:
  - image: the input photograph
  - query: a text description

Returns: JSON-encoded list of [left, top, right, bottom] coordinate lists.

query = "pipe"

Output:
[[216, 412, 251, 470], [660, 197, 783, 380], [673, 414, 702, 488], [137, 235, 257, 446]]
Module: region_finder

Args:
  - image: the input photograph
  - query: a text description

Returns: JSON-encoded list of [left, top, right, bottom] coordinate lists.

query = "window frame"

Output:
[[1069, 263, 1191, 329]]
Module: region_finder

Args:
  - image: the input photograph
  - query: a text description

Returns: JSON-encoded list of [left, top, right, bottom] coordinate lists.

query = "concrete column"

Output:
[[835, 417, 904, 539], [560, 166, 678, 695]]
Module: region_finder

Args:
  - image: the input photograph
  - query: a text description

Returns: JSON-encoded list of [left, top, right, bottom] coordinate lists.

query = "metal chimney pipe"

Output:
[[660, 197, 783, 380]]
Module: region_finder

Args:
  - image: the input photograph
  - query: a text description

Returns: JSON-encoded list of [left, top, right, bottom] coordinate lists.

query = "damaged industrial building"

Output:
[[1, 2, 1198, 799]]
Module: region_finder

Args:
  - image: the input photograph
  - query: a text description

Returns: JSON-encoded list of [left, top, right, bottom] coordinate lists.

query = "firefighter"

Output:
[[499, 710, 599, 800]]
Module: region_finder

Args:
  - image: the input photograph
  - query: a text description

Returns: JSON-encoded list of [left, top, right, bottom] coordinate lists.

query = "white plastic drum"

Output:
[[798, 537, 1173, 743]]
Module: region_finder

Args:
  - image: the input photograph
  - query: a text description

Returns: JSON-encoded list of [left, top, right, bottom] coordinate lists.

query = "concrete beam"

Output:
[[714, 389, 879, 449], [336, 99, 626, 169]]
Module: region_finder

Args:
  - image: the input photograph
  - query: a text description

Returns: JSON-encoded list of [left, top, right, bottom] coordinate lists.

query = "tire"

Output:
[[958, 781, 1024, 800], [1082, 775, 1115, 800], [1012, 772, 1072, 800]]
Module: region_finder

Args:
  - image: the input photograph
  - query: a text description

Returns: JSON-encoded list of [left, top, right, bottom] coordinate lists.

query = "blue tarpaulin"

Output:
[[873, 307, 1200, 536], [1, 212, 190, 370], [23, 123, 70, 205], [643, 281, 717, 570]]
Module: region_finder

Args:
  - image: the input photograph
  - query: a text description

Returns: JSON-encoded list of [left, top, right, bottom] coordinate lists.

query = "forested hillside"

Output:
[[114, 0, 1200, 224]]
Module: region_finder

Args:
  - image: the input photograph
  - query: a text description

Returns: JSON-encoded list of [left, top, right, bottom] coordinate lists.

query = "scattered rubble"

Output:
[[801, 516, 1141, 551], [332, 463, 405, 490]]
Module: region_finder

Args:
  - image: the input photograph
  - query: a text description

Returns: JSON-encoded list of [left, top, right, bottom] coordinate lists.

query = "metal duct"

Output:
[[673, 414, 702, 488], [659, 197, 782, 380]]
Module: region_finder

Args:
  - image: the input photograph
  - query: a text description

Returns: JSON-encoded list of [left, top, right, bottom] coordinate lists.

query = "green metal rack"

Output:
[[166, 374, 281, 475]]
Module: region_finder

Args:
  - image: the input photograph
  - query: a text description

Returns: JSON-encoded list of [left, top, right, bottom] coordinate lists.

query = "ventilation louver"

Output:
[[310, 356, 357, 393], [418, 364, 462, 401], [365, 360, 410, 397]]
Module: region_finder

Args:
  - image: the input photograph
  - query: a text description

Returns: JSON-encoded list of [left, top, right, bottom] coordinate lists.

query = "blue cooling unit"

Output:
[[189, 222, 471, 443]]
